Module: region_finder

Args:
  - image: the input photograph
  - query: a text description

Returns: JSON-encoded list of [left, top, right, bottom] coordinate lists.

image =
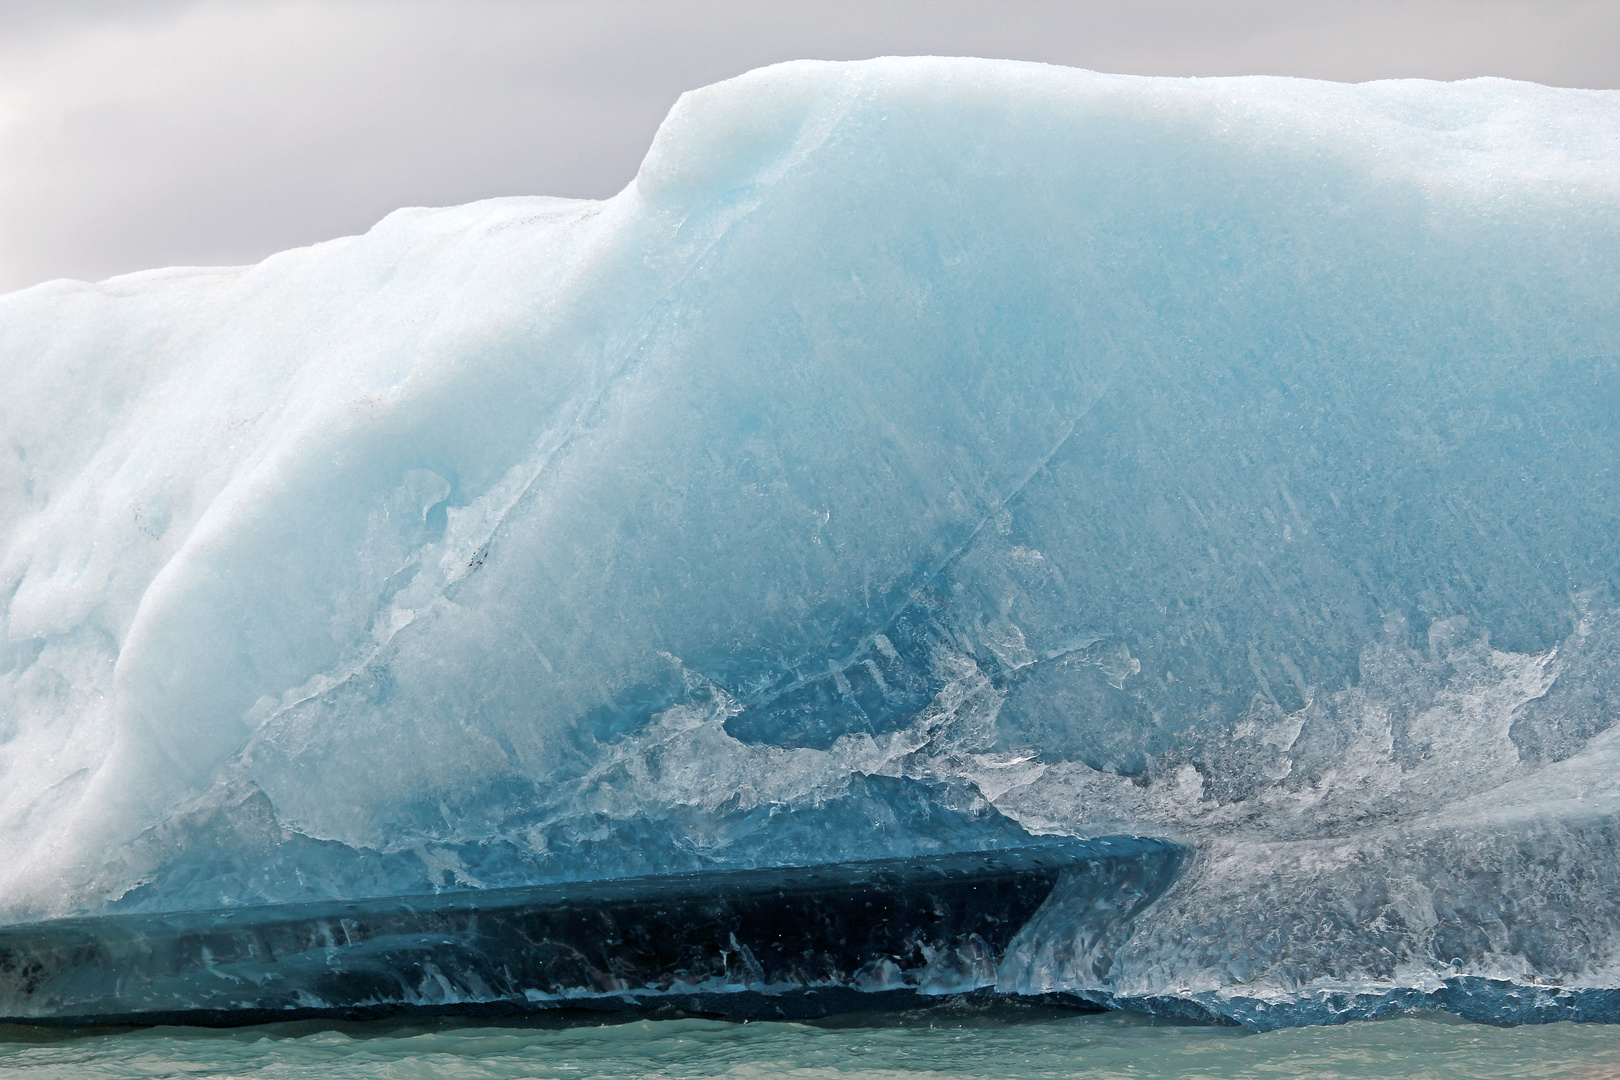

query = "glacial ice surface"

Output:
[[2, 57, 1620, 1027]]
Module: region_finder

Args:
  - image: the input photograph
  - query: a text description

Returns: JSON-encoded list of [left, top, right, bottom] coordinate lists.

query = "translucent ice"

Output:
[[2, 58, 1619, 1027]]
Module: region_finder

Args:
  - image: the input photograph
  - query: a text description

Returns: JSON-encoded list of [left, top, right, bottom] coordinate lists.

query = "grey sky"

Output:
[[1, 0, 1615, 294]]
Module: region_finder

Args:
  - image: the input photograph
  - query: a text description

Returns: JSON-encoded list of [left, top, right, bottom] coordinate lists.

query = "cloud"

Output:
[[1, 0, 1615, 293]]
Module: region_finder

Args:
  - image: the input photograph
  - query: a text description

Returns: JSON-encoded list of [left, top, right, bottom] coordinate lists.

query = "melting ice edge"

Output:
[[0, 842, 1151, 1025], [4, 840, 1614, 1031]]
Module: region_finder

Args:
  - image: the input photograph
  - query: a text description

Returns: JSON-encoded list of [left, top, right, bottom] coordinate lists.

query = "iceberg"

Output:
[[2, 57, 1619, 1028]]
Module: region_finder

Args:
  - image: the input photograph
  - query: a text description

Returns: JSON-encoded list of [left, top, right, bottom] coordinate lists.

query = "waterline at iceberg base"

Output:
[[0, 841, 1179, 1025], [1, 57, 1618, 1030]]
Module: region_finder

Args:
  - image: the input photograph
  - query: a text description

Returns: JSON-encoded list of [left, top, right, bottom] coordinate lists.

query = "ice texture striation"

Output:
[[2, 58, 1619, 1027]]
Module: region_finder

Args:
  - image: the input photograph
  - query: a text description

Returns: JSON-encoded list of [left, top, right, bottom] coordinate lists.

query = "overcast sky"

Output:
[[1, 0, 1615, 294]]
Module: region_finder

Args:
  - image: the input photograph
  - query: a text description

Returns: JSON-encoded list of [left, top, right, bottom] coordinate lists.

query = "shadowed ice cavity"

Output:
[[2, 58, 1620, 1024]]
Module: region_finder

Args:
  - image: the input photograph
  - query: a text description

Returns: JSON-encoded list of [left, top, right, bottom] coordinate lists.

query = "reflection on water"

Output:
[[3, 1001, 1619, 1079]]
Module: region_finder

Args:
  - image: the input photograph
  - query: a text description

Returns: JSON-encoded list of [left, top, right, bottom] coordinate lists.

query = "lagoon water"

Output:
[[3, 1008, 1619, 1080]]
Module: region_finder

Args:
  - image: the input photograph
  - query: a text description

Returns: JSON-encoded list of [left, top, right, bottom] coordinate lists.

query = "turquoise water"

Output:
[[4, 1005, 1619, 1079]]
